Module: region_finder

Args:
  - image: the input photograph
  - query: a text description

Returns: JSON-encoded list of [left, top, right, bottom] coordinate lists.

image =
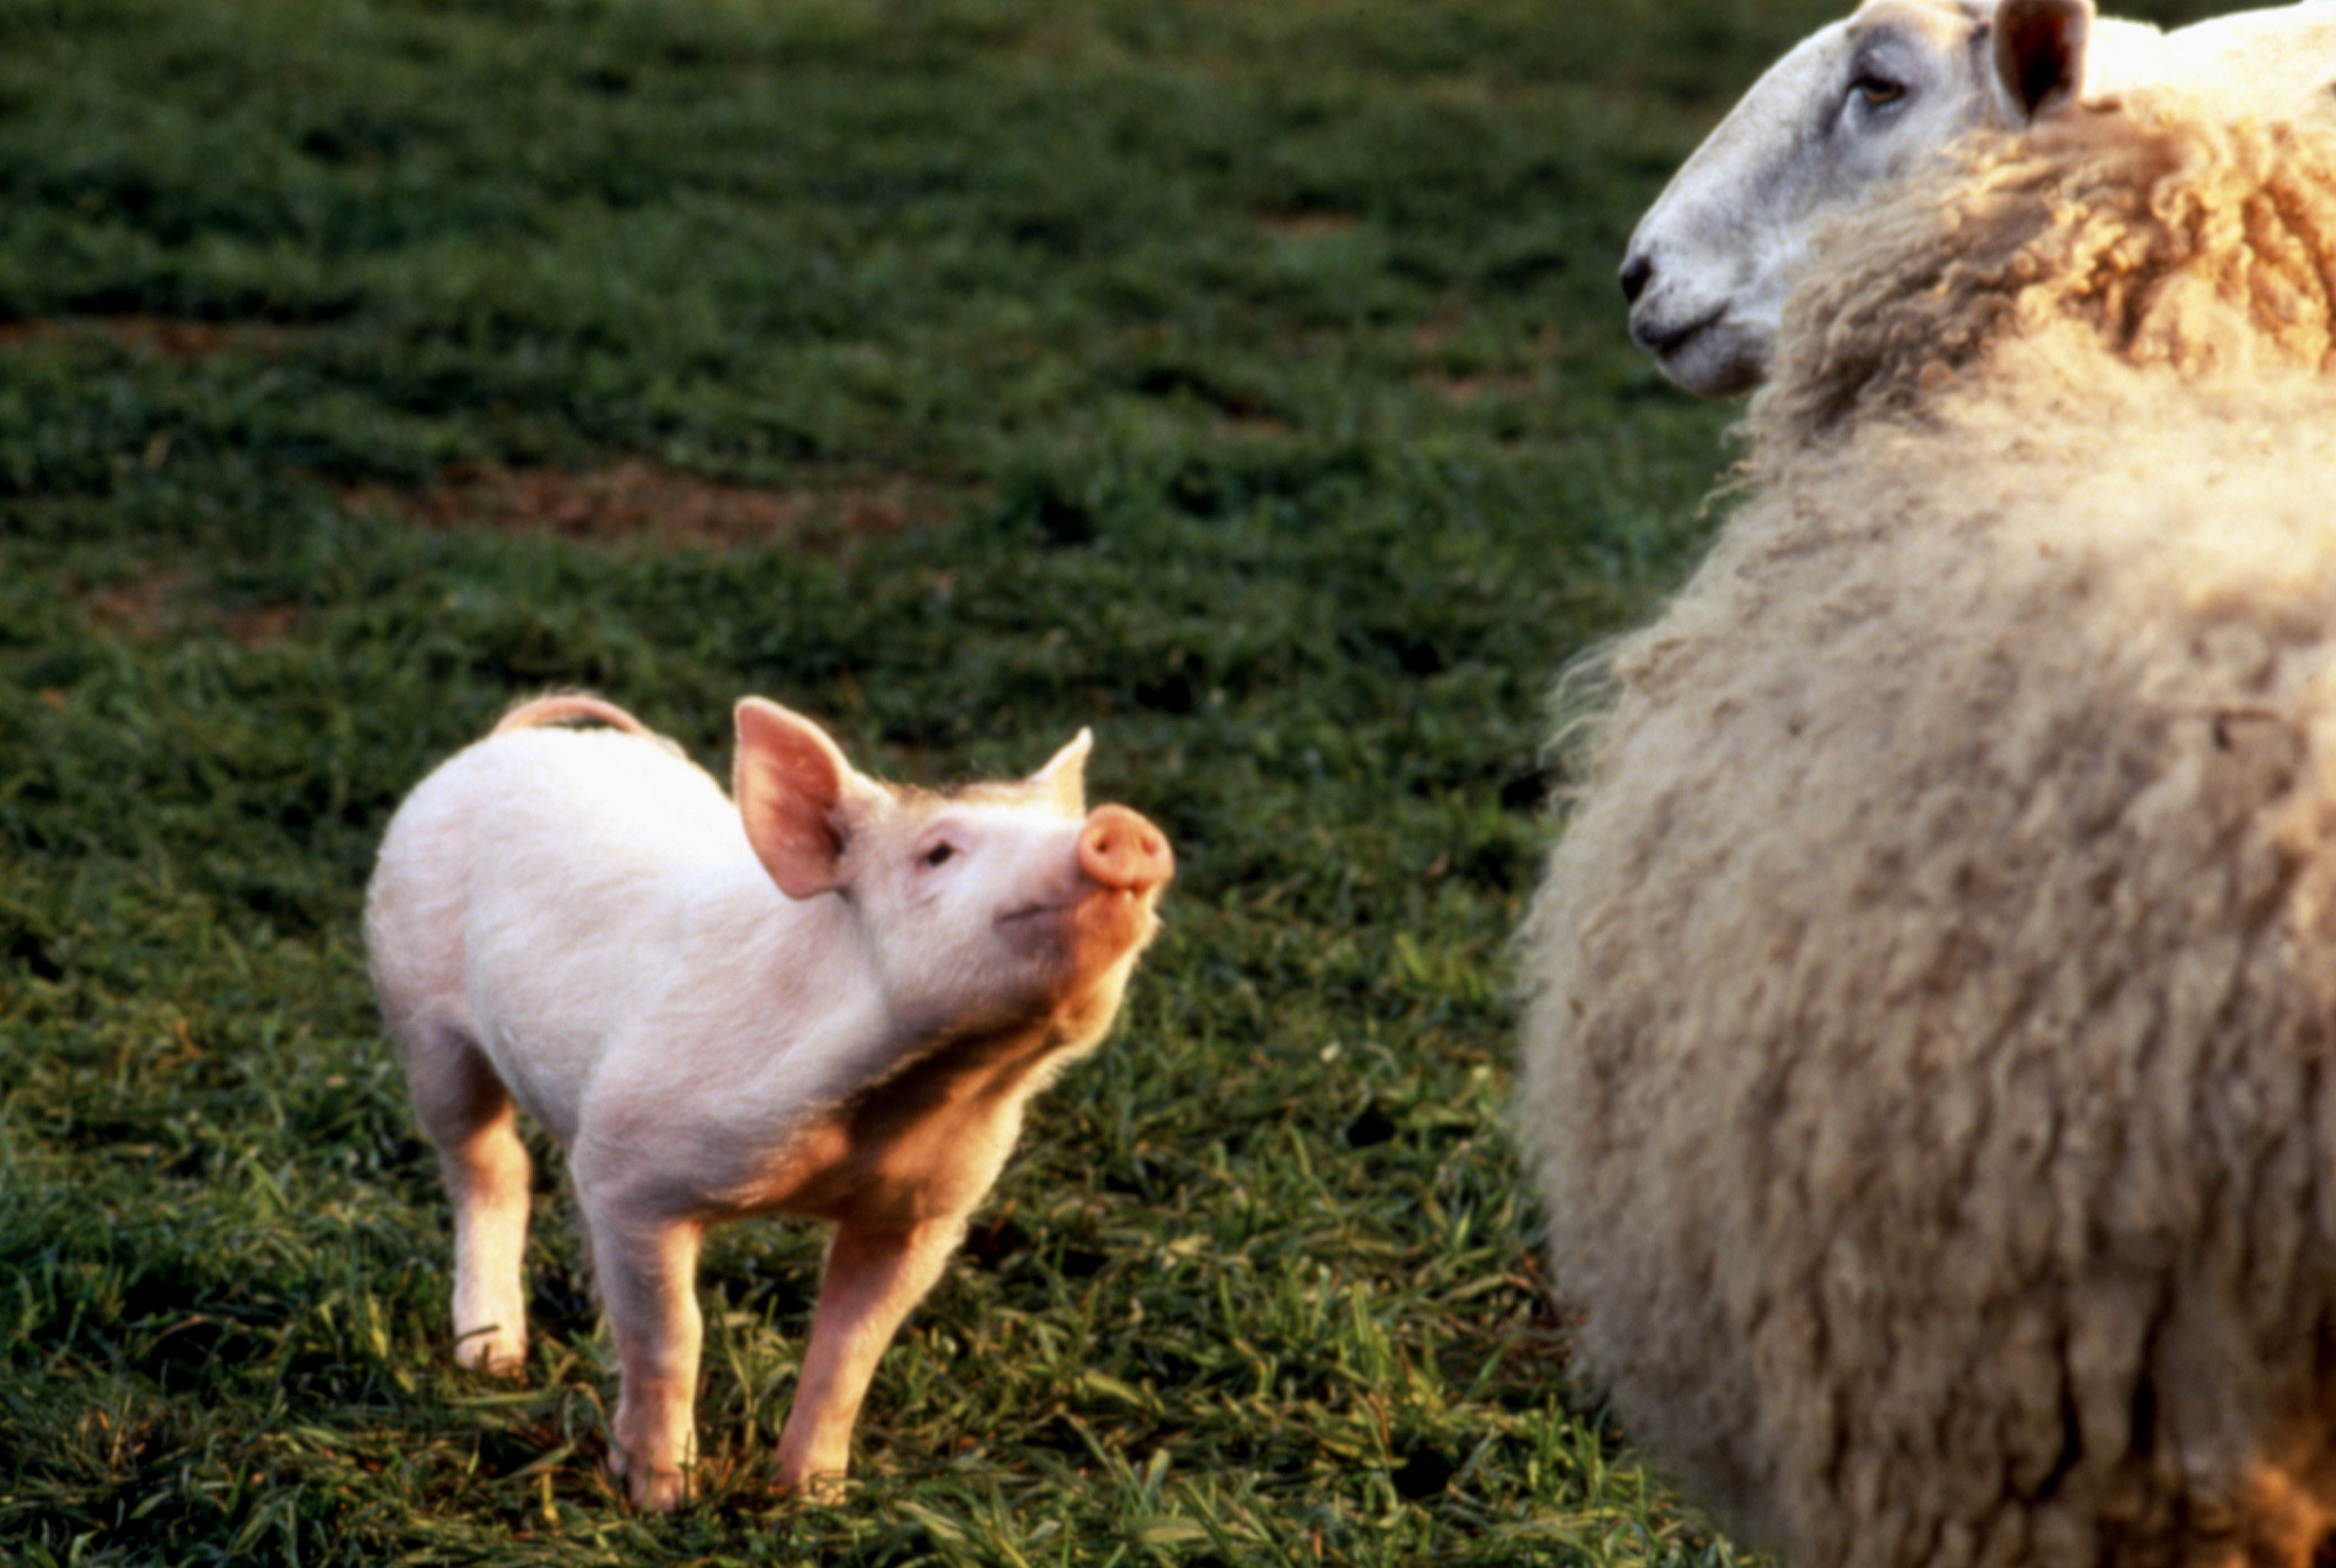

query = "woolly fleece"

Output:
[[1517, 108, 2336, 1568]]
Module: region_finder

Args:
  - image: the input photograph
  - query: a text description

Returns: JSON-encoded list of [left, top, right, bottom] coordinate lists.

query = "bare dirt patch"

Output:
[[0, 315, 300, 359], [1415, 370, 1540, 407], [90, 570, 186, 641], [87, 569, 306, 649], [343, 460, 965, 552], [1410, 320, 1561, 407], [1257, 209, 1360, 240], [220, 604, 306, 647]]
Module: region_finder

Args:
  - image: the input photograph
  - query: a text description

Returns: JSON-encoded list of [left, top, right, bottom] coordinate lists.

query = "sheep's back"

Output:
[[1517, 375, 2336, 1566]]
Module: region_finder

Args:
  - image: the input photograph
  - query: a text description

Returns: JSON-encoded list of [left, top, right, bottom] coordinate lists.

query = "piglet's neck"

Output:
[[841, 1010, 1073, 1113], [737, 848, 874, 950], [674, 851, 886, 1028], [740, 1012, 1083, 1227]]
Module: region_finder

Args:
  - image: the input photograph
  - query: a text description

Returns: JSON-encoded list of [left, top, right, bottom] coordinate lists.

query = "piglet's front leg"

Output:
[[588, 1208, 707, 1511], [772, 1217, 965, 1497]]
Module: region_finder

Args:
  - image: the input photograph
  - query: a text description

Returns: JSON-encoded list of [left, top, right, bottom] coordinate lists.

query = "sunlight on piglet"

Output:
[[364, 692, 1173, 1510]]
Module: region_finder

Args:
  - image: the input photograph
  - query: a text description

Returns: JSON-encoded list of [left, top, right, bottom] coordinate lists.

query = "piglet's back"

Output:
[[367, 722, 770, 1143]]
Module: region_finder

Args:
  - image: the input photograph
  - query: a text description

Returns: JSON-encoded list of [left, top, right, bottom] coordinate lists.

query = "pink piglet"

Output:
[[364, 692, 1174, 1508]]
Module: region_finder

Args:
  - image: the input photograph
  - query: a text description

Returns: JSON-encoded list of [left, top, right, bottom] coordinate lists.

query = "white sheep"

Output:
[[1516, 2, 2336, 1562], [1621, 0, 2336, 394]]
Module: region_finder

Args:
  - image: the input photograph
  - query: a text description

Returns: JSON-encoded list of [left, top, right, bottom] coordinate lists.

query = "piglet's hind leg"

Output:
[[773, 1218, 964, 1496], [405, 1028, 532, 1373]]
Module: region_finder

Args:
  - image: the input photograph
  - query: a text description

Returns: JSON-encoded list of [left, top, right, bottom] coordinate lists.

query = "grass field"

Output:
[[0, 1, 2226, 1563]]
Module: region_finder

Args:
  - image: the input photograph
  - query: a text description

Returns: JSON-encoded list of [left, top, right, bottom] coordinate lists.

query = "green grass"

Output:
[[0, 0, 2231, 1562]]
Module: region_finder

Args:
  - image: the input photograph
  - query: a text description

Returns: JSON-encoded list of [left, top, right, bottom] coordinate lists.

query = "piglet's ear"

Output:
[[734, 698, 875, 900], [1994, 0, 2092, 123], [1028, 728, 1092, 816]]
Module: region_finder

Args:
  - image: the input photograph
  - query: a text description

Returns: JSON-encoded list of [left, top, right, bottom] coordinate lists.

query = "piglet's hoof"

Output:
[[451, 1331, 527, 1377], [771, 1460, 848, 1505], [607, 1446, 690, 1512]]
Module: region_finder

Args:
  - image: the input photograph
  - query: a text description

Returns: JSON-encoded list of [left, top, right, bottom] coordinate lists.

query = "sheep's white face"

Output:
[[1621, 0, 2009, 397], [1620, 0, 2336, 395]]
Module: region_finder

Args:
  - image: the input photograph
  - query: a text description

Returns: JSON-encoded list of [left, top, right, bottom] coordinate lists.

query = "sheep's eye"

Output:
[[1852, 73, 1906, 108], [922, 843, 957, 868]]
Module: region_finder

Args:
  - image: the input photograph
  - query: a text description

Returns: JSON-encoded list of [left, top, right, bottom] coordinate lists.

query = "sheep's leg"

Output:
[[406, 1028, 532, 1374], [772, 1218, 964, 1496]]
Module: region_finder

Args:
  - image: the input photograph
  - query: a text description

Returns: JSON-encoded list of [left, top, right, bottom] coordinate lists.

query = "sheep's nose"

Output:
[[1078, 805, 1174, 894], [1619, 251, 1654, 306]]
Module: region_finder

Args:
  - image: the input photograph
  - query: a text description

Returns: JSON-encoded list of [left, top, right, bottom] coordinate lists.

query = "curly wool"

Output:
[[1758, 104, 2336, 449], [1517, 108, 2336, 1568]]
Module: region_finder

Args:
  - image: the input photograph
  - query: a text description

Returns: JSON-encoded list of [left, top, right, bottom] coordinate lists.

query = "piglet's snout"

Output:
[[1077, 805, 1174, 894]]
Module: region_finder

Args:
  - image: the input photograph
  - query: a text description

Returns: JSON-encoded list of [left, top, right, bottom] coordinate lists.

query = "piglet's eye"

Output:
[[922, 844, 957, 868]]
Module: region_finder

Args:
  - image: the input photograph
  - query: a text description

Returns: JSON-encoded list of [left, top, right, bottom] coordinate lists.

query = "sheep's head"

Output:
[[1620, 0, 2171, 398], [1750, 85, 2336, 454]]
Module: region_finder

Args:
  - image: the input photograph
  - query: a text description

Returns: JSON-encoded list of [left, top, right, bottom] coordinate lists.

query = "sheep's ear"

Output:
[[1028, 728, 1092, 816], [734, 697, 880, 899], [1994, 0, 2094, 123]]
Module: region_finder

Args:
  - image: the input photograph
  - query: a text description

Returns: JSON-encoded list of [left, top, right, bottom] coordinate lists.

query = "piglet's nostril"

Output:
[[1078, 804, 1175, 893], [1619, 251, 1655, 306]]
